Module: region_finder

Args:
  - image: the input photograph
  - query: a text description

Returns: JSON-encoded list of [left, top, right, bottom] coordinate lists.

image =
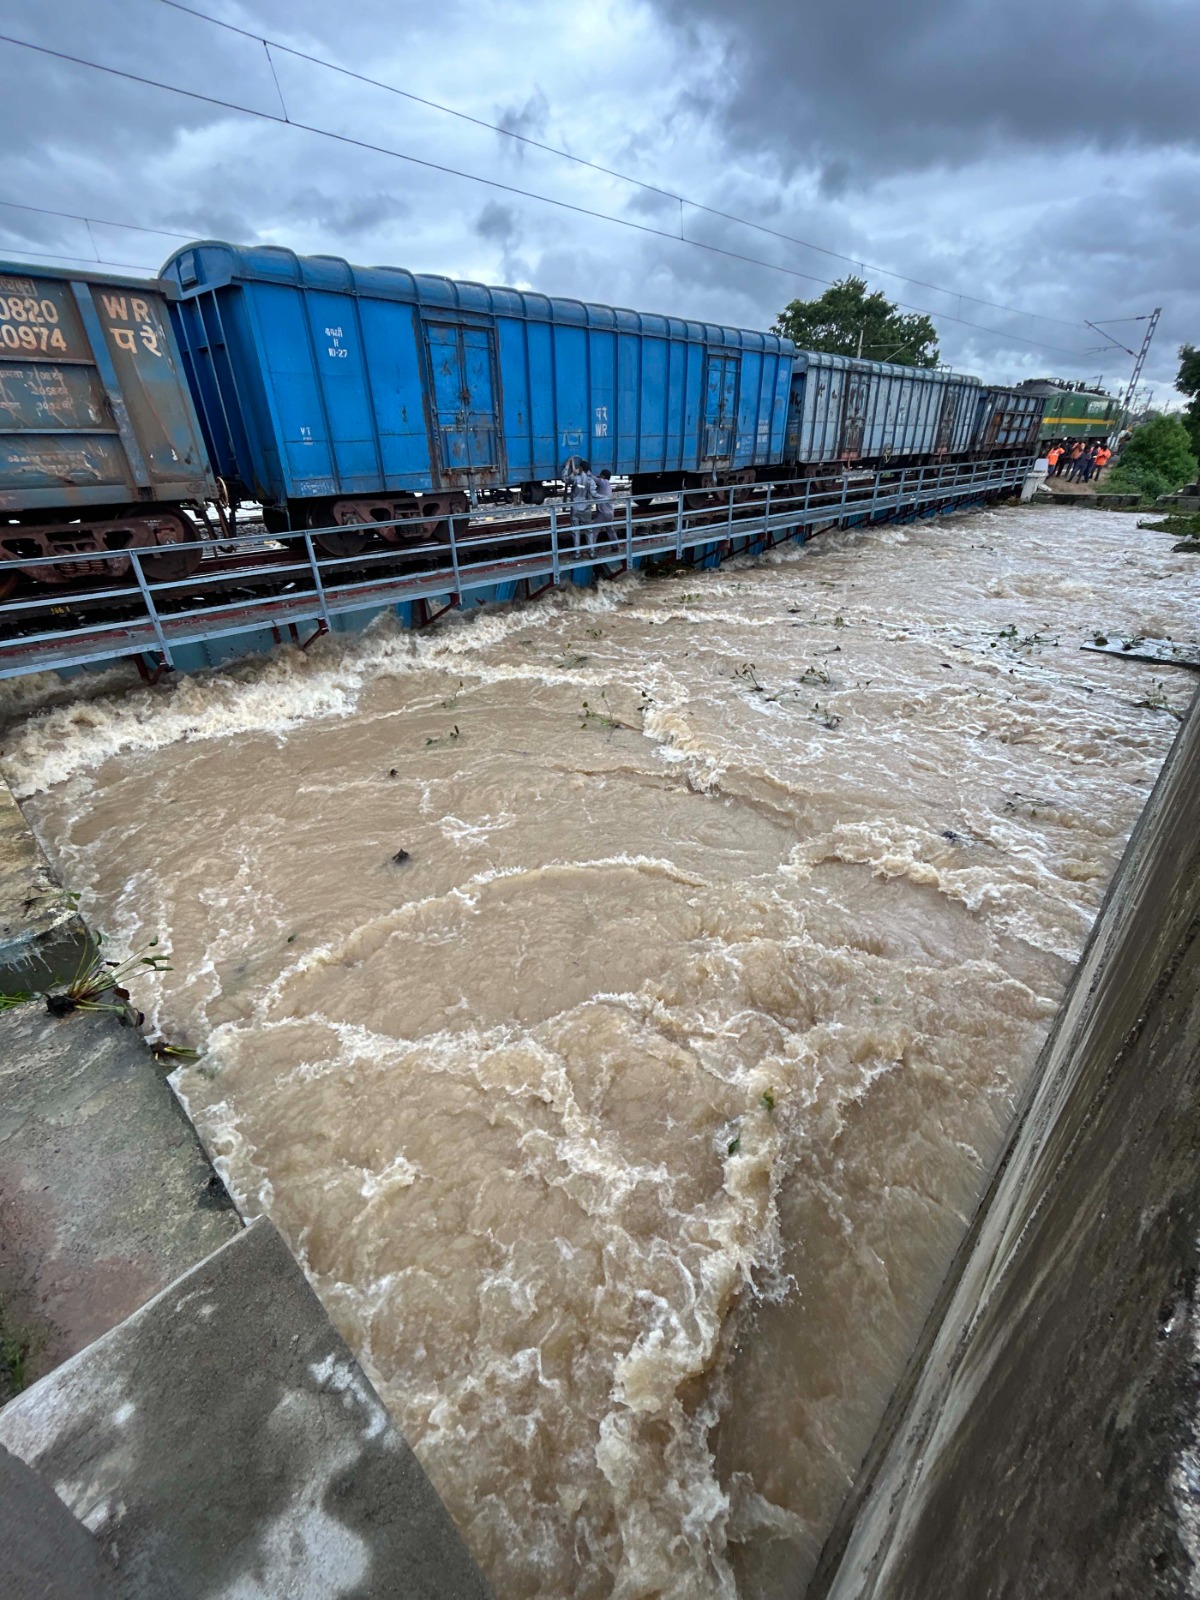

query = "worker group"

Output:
[[1045, 440, 1111, 484]]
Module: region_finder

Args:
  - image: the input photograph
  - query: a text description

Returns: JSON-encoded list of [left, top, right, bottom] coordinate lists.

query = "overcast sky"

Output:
[[2, 0, 1196, 399]]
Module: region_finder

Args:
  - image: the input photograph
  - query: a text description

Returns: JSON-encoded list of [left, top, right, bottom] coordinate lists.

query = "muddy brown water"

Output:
[[3, 506, 1193, 1597]]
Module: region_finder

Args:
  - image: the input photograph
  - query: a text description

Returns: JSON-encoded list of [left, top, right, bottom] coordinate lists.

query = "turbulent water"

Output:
[[3, 505, 1193, 1597]]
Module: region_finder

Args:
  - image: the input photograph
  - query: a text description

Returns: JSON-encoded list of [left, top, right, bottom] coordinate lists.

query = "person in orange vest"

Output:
[[1066, 441, 1085, 480], [1094, 444, 1112, 476], [1045, 443, 1063, 477]]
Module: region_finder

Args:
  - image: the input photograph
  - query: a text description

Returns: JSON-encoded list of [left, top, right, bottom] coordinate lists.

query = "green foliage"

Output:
[[1177, 344, 1200, 458], [1101, 464, 1171, 504], [1101, 415, 1198, 503], [773, 277, 939, 367], [0, 1306, 33, 1401]]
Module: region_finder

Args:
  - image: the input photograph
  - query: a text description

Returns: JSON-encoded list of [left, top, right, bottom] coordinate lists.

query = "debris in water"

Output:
[[391, 850, 411, 865]]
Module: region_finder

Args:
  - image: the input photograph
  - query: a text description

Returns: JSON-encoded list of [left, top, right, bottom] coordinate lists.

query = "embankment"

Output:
[[813, 682, 1200, 1597]]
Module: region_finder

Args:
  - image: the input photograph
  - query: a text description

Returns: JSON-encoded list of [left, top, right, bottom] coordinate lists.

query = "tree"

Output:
[[1176, 344, 1200, 458], [773, 277, 939, 367], [1104, 415, 1197, 503]]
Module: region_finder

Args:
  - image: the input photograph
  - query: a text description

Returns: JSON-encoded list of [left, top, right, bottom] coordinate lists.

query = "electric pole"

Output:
[[1121, 308, 1161, 418]]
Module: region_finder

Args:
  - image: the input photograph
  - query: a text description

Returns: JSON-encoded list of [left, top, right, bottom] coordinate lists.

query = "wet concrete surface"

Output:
[[813, 687, 1200, 1598], [0, 1218, 494, 1600], [0, 998, 240, 1396]]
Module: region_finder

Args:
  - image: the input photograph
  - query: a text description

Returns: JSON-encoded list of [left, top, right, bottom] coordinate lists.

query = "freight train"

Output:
[[0, 246, 1042, 593]]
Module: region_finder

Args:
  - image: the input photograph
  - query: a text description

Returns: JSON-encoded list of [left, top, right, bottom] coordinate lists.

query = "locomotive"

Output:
[[0, 246, 1042, 592]]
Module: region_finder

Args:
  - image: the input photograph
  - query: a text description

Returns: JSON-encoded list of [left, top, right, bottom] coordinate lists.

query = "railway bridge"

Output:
[[0, 455, 1031, 684]]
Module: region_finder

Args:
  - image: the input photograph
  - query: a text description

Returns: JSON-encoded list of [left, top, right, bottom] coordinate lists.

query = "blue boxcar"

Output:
[[785, 352, 982, 467], [160, 243, 794, 523], [971, 386, 1042, 453]]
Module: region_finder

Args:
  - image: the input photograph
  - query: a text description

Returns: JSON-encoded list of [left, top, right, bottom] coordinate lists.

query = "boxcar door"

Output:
[[840, 372, 870, 458], [935, 389, 958, 453], [702, 354, 739, 462], [426, 322, 502, 478]]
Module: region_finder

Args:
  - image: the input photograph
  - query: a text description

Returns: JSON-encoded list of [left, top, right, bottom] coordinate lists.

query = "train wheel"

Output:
[[312, 527, 368, 558], [140, 517, 203, 583], [306, 509, 367, 558], [141, 544, 202, 582]]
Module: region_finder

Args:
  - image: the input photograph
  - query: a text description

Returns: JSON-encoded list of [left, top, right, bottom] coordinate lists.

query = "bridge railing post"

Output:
[[550, 506, 560, 585], [128, 549, 174, 670], [675, 491, 684, 561], [448, 512, 463, 599], [301, 529, 333, 633], [624, 495, 633, 566]]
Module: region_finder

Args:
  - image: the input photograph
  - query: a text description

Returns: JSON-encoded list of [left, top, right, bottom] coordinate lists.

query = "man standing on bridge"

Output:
[[590, 469, 614, 550], [568, 459, 596, 552]]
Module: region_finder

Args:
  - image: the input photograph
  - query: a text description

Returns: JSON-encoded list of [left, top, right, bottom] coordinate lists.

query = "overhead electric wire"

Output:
[[0, 29, 1094, 359], [157, 0, 1084, 335], [0, 198, 196, 241], [0, 244, 157, 272]]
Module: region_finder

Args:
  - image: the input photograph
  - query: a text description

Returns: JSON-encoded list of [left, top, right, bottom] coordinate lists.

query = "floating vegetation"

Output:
[[810, 701, 843, 730], [580, 691, 630, 732], [425, 725, 461, 747], [988, 624, 1059, 652]]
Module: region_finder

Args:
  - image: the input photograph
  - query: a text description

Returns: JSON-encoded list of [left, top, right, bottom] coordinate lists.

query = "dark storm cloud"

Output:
[[494, 90, 551, 147], [648, 0, 1199, 182], [475, 201, 520, 245]]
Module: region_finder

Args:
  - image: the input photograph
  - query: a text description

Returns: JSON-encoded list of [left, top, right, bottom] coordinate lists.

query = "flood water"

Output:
[[3, 505, 1193, 1597]]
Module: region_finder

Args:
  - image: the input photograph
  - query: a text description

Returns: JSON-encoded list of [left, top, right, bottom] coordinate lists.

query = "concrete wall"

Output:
[[813, 686, 1200, 1598]]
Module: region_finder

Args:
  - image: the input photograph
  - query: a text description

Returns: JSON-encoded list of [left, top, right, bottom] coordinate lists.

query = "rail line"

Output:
[[0, 457, 1033, 682]]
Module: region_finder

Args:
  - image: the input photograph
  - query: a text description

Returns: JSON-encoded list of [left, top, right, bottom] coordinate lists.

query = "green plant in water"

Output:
[[45, 934, 172, 1020], [151, 1041, 201, 1066], [810, 701, 843, 730], [580, 691, 628, 732], [760, 1089, 775, 1111]]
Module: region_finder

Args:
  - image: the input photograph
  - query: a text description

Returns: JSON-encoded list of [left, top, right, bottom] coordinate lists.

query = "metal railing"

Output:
[[0, 456, 1033, 680]]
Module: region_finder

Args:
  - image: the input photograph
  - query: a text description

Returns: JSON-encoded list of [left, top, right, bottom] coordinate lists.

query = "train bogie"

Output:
[[160, 244, 795, 526], [0, 262, 215, 584]]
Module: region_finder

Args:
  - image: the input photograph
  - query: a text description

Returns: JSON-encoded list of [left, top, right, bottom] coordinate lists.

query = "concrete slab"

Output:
[[0, 1002, 240, 1395], [0, 782, 91, 993], [0, 1218, 493, 1600], [0, 1441, 115, 1599]]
